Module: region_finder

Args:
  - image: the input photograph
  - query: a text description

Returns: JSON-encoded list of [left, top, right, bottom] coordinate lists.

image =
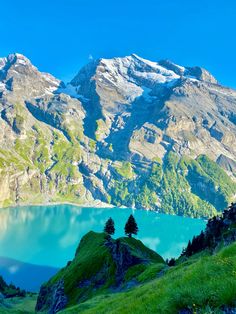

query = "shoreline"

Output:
[[0, 200, 116, 210], [0, 201, 208, 221]]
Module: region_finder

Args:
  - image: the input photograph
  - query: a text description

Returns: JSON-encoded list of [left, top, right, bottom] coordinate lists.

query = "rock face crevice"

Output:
[[105, 239, 143, 286], [36, 279, 67, 314]]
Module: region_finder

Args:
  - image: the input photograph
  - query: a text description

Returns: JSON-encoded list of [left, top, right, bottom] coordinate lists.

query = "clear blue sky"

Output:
[[1, 0, 236, 87]]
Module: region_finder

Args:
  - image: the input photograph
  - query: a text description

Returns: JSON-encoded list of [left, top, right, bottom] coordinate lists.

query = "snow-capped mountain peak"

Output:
[[70, 54, 217, 101], [0, 53, 32, 71], [0, 53, 62, 99]]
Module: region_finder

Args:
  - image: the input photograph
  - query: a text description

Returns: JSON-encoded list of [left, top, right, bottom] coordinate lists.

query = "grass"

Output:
[[119, 237, 164, 264], [60, 242, 236, 314], [0, 295, 37, 314], [124, 263, 165, 283], [137, 263, 166, 283], [95, 119, 107, 141], [115, 162, 134, 180], [124, 264, 147, 282], [42, 232, 116, 308], [39, 232, 164, 312]]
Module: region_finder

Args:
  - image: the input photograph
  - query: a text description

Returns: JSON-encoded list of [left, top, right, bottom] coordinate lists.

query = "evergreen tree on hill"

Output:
[[104, 217, 115, 237], [125, 214, 138, 238]]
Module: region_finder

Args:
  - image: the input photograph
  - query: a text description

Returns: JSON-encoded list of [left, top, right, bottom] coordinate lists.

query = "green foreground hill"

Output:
[[61, 243, 236, 314], [36, 231, 164, 313], [33, 204, 236, 314]]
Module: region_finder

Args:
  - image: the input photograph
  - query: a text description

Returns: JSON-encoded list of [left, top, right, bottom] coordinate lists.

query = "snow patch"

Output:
[[42, 73, 61, 86], [0, 57, 7, 71], [0, 82, 5, 91], [58, 83, 90, 102], [95, 54, 181, 103], [141, 86, 157, 103]]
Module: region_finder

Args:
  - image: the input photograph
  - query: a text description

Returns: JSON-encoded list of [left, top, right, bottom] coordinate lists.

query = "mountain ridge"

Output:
[[0, 52, 235, 217]]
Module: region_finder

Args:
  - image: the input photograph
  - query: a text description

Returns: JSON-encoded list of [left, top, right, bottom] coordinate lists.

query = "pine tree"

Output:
[[167, 258, 176, 267], [104, 217, 115, 237], [186, 240, 192, 257], [125, 214, 138, 238]]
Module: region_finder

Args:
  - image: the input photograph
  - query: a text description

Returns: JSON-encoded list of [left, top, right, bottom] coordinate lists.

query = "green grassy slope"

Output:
[[61, 243, 236, 314], [111, 152, 236, 218], [36, 232, 164, 312], [0, 295, 36, 314], [38, 232, 114, 309]]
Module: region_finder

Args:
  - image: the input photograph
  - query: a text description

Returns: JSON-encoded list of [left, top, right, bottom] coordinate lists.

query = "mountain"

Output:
[[0, 53, 235, 217], [0, 273, 25, 298], [36, 231, 164, 313], [0, 257, 58, 292], [35, 204, 236, 314], [0, 271, 36, 313]]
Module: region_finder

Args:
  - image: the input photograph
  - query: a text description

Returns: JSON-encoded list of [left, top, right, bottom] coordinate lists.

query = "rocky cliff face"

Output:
[[0, 53, 235, 217]]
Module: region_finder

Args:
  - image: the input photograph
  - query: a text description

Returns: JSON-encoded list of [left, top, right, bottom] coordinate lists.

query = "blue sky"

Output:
[[1, 0, 236, 87]]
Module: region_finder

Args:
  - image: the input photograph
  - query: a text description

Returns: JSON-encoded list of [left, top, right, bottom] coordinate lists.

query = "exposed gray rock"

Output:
[[179, 309, 193, 314], [221, 306, 236, 314], [105, 239, 144, 285], [35, 279, 67, 314], [217, 154, 236, 174]]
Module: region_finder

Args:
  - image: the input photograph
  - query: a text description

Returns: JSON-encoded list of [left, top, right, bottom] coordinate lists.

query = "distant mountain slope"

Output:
[[0, 53, 235, 217], [0, 257, 58, 292]]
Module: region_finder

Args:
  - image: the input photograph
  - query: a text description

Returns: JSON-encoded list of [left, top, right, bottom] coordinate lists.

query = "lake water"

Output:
[[0, 204, 206, 267]]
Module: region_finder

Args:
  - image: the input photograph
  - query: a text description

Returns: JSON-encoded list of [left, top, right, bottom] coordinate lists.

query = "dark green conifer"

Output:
[[104, 217, 115, 237], [125, 214, 138, 238]]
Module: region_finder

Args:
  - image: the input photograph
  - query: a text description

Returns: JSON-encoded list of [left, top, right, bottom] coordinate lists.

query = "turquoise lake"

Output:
[[0, 205, 206, 267]]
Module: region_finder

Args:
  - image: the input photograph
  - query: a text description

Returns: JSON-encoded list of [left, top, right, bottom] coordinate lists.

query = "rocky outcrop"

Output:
[[105, 239, 143, 285], [217, 154, 236, 174], [36, 279, 67, 314]]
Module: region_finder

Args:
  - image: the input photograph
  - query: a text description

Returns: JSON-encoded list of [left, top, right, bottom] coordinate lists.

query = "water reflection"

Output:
[[0, 205, 206, 267]]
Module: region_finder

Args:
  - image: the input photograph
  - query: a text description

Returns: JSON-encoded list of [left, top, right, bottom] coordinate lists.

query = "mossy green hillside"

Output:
[[0, 295, 36, 314], [119, 237, 164, 264], [36, 231, 164, 311], [0, 123, 84, 206], [0, 100, 235, 218], [61, 242, 236, 314], [111, 152, 236, 218], [45, 232, 115, 307], [115, 162, 135, 180]]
